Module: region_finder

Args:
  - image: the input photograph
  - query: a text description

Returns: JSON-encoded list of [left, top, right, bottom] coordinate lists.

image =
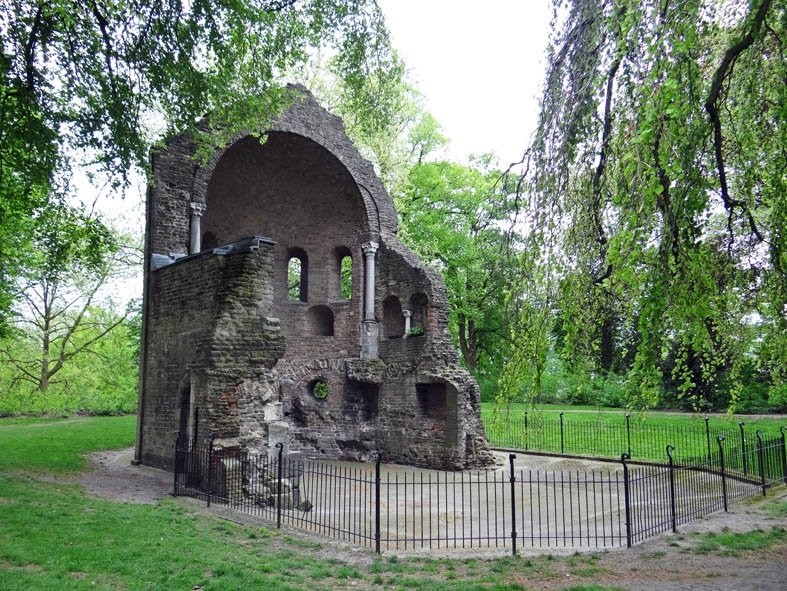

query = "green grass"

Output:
[[482, 402, 785, 434], [0, 415, 136, 473], [1, 416, 785, 590], [481, 402, 786, 462], [0, 472, 566, 591], [690, 527, 786, 556], [0, 417, 554, 590]]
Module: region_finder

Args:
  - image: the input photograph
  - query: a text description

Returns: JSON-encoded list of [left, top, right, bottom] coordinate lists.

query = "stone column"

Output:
[[362, 241, 379, 320], [189, 202, 206, 254], [360, 241, 379, 359], [403, 309, 412, 337]]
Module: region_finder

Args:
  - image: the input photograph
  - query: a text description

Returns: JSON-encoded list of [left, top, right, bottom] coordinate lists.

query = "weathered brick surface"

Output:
[[136, 87, 493, 471]]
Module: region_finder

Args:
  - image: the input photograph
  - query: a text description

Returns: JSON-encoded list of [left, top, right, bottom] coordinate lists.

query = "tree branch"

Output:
[[23, 7, 43, 92], [704, 0, 771, 243]]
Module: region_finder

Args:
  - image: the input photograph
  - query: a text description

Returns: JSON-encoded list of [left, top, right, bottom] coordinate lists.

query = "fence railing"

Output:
[[173, 430, 786, 554], [484, 410, 784, 468]]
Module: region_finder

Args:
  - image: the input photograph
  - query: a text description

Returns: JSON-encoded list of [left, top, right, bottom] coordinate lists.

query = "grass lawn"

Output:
[[1, 416, 785, 590], [0, 416, 599, 590], [480, 403, 786, 462], [0, 415, 137, 473], [480, 402, 786, 433]]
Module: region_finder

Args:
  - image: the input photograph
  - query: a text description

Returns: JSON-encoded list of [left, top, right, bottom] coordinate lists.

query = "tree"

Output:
[[394, 154, 523, 390], [516, 0, 786, 410], [0, 0, 401, 330], [0, 204, 138, 394]]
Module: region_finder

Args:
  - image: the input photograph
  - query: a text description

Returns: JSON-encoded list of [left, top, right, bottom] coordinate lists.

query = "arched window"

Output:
[[383, 296, 405, 338], [334, 246, 353, 300], [306, 305, 334, 336], [286, 248, 308, 301], [409, 292, 428, 335]]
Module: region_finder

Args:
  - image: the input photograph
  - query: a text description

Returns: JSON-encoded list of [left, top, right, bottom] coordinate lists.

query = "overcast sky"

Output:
[[378, 0, 552, 165]]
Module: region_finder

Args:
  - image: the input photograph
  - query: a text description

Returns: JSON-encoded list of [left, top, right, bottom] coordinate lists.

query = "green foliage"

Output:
[[311, 380, 329, 399], [516, 0, 787, 412], [690, 527, 786, 556], [0, 313, 139, 416], [340, 254, 353, 300], [0, 203, 139, 406], [0, 0, 401, 331], [395, 155, 521, 386]]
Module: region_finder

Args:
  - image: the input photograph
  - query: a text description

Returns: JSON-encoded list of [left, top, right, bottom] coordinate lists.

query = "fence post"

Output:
[[781, 427, 787, 486], [666, 445, 677, 533], [625, 413, 632, 458], [559, 412, 565, 454], [704, 415, 711, 462], [756, 431, 766, 496], [275, 442, 284, 528], [621, 453, 632, 548], [524, 411, 528, 451], [373, 451, 381, 554], [717, 435, 728, 512], [509, 453, 517, 556], [739, 422, 747, 476], [173, 433, 180, 497], [206, 433, 215, 508]]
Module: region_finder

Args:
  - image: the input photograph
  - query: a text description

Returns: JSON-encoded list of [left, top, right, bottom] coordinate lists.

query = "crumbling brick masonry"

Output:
[[134, 87, 494, 471]]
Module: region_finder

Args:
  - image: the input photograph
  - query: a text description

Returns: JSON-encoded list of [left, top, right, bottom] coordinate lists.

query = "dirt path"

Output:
[[79, 448, 787, 590], [79, 448, 172, 504]]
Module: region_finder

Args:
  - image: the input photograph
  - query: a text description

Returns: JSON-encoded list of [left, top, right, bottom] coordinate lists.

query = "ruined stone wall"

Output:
[[140, 252, 222, 468], [140, 239, 285, 469], [137, 86, 493, 471], [147, 132, 198, 256], [202, 132, 365, 361]]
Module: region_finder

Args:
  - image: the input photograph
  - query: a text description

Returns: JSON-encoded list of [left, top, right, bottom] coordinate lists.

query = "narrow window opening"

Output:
[[287, 249, 308, 301], [340, 255, 352, 300], [383, 295, 405, 338], [409, 292, 428, 335]]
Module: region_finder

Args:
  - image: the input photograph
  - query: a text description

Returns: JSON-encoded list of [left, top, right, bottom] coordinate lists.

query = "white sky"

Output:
[[378, 0, 551, 166]]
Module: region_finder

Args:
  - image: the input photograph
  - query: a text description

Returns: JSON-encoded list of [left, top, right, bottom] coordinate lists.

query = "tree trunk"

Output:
[[458, 314, 479, 370], [39, 331, 49, 393]]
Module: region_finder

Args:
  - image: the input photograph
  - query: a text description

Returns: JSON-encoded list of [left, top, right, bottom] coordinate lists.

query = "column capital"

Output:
[[361, 241, 379, 257], [402, 309, 412, 318], [190, 202, 206, 216]]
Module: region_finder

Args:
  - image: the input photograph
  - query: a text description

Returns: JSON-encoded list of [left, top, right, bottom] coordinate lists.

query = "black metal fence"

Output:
[[485, 410, 784, 471], [174, 431, 787, 554]]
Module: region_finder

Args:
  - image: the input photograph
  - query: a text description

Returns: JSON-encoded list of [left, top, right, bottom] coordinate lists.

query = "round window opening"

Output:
[[311, 379, 329, 400]]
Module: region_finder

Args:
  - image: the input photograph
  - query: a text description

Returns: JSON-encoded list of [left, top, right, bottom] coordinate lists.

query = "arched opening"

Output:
[[383, 296, 405, 338], [287, 248, 308, 302], [335, 246, 353, 300], [306, 305, 334, 336], [409, 292, 428, 335], [202, 133, 369, 252]]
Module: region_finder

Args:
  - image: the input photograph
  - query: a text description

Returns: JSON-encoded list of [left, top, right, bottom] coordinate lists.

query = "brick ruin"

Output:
[[134, 87, 494, 471]]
